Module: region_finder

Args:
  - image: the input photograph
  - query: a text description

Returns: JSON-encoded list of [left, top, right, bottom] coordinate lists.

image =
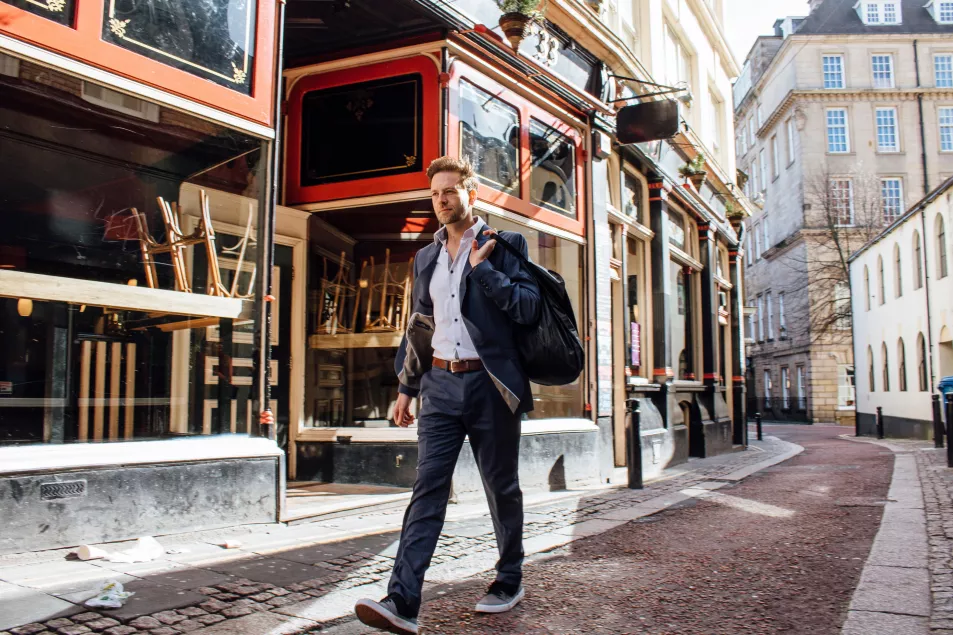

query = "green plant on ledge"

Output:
[[678, 153, 706, 178], [496, 0, 543, 16]]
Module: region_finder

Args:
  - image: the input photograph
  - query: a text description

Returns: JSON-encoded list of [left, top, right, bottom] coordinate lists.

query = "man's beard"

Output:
[[436, 202, 467, 225]]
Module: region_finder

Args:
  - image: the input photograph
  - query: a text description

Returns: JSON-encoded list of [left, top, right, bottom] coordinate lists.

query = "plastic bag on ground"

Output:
[[85, 580, 135, 608]]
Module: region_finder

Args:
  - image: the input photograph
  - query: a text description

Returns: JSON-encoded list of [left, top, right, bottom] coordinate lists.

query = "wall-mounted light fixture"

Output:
[[17, 298, 32, 317]]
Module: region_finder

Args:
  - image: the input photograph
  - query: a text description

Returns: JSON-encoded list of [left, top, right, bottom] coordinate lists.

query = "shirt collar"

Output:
[[434, 216, 485, 245]]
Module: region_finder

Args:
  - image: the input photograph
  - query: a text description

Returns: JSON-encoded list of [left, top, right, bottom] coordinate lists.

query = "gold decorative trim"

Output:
[[22, 0, 67, 14], [106, 0, 252, 87]]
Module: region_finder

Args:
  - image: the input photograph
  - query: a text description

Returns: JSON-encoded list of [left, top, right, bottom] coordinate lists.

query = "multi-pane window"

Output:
[[779, 292, 786, 335], [766, 291, 774, 338], [786, 119, 796, 163], [839, 365, 856, 407], [831, 179, 854, 225], [757, 294, 764, 341], [755, 223, 762, 258], [749, 117, 756, 145], [872, 55, 895, 88], [827, 108, 849, 153], [867, 2, 881, 22], [883, 2, 898, 23], [709, 91, 724, 153], [940, 2, 953, 22], [739, 130, 748, 156], [881, 178, 903, 222], [876, 107, 899, 151], [823, 55, 845, 89], [796, 366, 805, 408], [835, 281, 851, 330], [771, 135, 780, 178], [781, 367, 790, 408], [757, 104, 764, 128], [764, 369, 772, 406], [664, 25, 692, 91], [940, 107, 953, 152], [759, 149, 767, 191], [936, 55, 953, 88], [763, 215, 770, 250]]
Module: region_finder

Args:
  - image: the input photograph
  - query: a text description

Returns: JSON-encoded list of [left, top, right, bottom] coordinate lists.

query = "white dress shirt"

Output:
[[429, 216, 485, 361]]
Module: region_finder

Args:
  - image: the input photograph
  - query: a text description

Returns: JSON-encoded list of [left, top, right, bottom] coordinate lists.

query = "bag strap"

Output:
[[487, 229, 531, 267]]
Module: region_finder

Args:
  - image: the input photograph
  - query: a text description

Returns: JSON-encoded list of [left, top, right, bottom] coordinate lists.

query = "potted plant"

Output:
[[497, 0, 543, 52], [678, 153, 707, 191]]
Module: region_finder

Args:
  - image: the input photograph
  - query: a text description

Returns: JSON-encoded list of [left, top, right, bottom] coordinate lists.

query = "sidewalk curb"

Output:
[[717, 436, 804, 482], [839, 435, 931, 635]]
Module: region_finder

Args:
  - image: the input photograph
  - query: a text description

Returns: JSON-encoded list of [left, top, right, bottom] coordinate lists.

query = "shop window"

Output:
[[101, 0, 256, 93], [301, 74, 423, 187], [529, 118, 576, 217], [3, 0, 75, 26], [668, 212, 686, 250], [459, 80, 521, 197], [626, 236, 645, 377], [0, 62, 268, 445], [622, 171, 642, 221], [672, 264, 696, 380]]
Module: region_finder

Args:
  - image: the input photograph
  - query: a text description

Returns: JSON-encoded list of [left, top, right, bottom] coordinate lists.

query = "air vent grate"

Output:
[[41, 480, 87, 501]]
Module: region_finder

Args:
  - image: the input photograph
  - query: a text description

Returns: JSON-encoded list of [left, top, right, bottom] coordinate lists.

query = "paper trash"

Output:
[[85, 580, 135, 609], [76, 545, 108, 561], [106, 536, 164, 563]]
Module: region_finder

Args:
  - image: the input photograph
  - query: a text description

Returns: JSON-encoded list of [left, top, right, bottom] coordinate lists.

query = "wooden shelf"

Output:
[[309, 332, 403, 350], [0, 270, 246, 319]]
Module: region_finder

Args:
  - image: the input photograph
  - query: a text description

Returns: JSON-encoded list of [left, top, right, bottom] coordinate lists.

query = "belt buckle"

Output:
[[450, 360, 465, 373]]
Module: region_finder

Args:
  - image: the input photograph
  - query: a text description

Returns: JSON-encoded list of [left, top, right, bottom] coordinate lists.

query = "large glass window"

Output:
[[529, 119, 576, 217], [827, 109, 850, 153], [301, 74, 423, 186], [459, 80, 520, 197], [941, 107, 953, 152], [625, 236, 645, 378], [935, 55, 953, 88], [823, 55, 845, 89], [882, 178, 903, 222], [2, 0, 74, 25], [831, 179, 855, 225], [102, 0, 256, 93], [872, 55, 895, 88], [622, 171, 642, 221], [876, 108, 899, 152], [0, 59, 268, 445], [839, 365, 856, 407], [672, 264, 695, 380]]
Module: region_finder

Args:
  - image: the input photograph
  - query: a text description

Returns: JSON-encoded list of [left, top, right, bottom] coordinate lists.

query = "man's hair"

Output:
[[426, 156, 479, 193]]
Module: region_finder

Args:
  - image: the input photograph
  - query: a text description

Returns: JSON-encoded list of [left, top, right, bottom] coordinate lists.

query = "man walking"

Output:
[[354, 157, 541, 634]]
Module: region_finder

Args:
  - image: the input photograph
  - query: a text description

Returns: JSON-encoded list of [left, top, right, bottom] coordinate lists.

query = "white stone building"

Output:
[[849, 175, 953, 438]]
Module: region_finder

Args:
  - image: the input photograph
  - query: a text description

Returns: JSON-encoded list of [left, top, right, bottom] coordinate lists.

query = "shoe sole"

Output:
[[474, 587, 525, 614], [355, 599, 418, 635]]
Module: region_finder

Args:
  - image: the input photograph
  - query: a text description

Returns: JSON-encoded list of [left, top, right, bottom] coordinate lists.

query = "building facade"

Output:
[[849, 176, 953, 438], [0, 0, 751, 554], [734, 0, 953, 425]]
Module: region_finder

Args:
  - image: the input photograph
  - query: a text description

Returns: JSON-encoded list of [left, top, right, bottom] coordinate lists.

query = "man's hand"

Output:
[[469, 230, 497, 268], [394, 393, 415, 428]]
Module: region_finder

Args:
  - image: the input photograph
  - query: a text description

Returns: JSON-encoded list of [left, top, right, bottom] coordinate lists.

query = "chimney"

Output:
[[808, 0, 824, 12]]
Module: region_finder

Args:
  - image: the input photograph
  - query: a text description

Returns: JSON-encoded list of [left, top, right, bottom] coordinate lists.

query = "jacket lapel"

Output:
[[416, 243, 440, 310]]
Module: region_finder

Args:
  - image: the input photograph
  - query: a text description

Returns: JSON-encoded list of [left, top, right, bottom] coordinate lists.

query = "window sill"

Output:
[[826, 152, 856, 157]]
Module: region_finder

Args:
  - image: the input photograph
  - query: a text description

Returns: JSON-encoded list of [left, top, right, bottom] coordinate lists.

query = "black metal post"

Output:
[[625, 398, 643, 489], [876, 406, 884, 440], [755, 412, 763, 441], [934, 394, 944, 449], [855, 404, 861, 437], [946, 395, 953, 468]]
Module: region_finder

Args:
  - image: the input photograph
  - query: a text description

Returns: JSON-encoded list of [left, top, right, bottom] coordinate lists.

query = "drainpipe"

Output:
[[914, 40, 937, 393], [914, 40, 930, 195]]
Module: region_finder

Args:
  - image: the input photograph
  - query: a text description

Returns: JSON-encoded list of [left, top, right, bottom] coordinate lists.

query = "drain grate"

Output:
[[40, 480, 87, 501]]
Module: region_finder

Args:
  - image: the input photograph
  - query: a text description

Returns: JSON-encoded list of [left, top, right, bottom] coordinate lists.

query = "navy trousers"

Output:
[[387, 367, 524, 616]]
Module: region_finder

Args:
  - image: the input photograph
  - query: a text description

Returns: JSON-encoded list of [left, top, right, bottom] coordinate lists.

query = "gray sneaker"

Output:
[[474, 581, 525, 614], [354, 596, 418, 634]]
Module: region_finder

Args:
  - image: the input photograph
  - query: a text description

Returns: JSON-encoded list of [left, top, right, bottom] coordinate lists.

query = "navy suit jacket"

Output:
[[394, 228, 541, 414]]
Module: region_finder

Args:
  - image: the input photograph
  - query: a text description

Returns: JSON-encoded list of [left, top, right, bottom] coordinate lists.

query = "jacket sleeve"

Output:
[[469, 232, 541, 326], [394, 256, 421, 398]]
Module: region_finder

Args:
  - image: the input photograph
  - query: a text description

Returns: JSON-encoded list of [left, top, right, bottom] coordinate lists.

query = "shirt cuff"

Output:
[[398, 383, 420, 398]]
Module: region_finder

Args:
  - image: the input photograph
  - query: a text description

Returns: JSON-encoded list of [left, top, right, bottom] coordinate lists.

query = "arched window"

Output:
[[877, 255, 885, 305], [898, 338, 907, 391], [868, 345, 876, 392], [882, 342, 890, 391], [914, 230, 923, 290], [918, 333, 928, 391], [864, 265, 871, 311], [938, 214, 949, 279], [894, 243, 902, 297]]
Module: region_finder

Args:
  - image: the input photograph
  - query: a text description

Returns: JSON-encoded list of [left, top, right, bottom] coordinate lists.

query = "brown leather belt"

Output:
[[432, 357, 484, 373]]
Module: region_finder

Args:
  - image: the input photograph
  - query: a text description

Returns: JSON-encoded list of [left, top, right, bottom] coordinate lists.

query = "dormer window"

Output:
[[856, 1, 901, 24], [927, 0, 953, 23]]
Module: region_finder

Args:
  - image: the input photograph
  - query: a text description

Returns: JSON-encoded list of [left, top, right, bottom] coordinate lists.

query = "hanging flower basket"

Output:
[[499, 12, 532, 51], [688, 171, 707, 191]]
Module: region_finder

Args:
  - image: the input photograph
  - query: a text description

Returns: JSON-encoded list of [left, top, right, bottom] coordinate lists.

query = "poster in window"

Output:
[[630, 322, 640, 368]]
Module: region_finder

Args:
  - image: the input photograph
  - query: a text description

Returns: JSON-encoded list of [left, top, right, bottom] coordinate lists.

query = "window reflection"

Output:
[[622, 172, 641, 220], [668, 212, 686, 249], [672, 263, 695, 381], [459, 81, 520, 197], [529, 119, 576, 217]]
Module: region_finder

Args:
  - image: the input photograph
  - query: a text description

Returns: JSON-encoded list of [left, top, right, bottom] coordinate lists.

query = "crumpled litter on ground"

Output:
[[76, 536, 164, 563], [84, 580, 135, 608]]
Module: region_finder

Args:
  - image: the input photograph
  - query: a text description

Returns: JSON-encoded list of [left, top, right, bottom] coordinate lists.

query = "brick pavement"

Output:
[[0, 435, 796, 635], [916, 446, 953, 634]]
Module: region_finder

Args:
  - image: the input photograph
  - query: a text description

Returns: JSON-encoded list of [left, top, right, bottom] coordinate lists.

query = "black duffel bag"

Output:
[[494, 232, 584, 386]]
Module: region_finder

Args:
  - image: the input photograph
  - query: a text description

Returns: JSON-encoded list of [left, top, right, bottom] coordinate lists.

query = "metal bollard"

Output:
[[876, 406, 884, 440], [625, 397, 643, 489], [934, 394, 944, 449], [755, 412, 763, 441], [946, 395, 953, 469]]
